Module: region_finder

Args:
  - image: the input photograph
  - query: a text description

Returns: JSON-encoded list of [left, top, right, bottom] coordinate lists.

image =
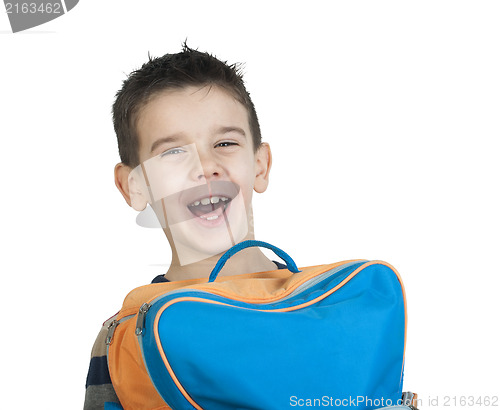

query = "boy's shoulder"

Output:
[[84, 314, 120, 409]]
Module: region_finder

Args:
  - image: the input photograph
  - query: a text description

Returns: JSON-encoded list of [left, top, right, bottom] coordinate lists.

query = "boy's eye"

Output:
[[216, 141, 238, 148], [160, 147, 186, 157]]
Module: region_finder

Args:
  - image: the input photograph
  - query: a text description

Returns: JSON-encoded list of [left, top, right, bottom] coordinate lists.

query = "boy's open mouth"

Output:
[[180, 181, 240, 224], [187, 196, 232, 221]]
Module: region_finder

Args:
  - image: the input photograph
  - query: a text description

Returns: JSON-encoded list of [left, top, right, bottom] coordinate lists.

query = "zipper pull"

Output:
[[135, 303, 151, 336], [105, 320, 118, 346]]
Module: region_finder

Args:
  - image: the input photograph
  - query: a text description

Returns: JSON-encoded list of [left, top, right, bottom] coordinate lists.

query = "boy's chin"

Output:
[[171, 222, 249, 266]]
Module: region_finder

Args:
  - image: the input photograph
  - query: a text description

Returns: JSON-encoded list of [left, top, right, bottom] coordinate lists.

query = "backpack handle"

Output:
[[208, 240, 300, 283]]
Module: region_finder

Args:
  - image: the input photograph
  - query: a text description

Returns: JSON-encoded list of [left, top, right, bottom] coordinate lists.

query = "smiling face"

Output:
[[127, 85, 271, 265]]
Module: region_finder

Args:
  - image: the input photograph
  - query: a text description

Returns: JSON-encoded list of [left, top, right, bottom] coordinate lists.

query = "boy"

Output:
[[84, 44, 286, 409]]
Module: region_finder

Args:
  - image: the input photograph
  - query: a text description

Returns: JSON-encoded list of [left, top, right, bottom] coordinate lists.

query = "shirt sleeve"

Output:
[[84, 315, 122, 410]]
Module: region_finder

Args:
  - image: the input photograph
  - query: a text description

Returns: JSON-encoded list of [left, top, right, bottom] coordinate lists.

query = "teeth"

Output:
[[189, 196, 230, 207], [200, 214, 219, 220]]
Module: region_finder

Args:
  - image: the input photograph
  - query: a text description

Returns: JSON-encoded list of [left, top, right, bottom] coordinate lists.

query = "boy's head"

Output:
[[113, 45, 272, 266], [113, 43, 262, 168]]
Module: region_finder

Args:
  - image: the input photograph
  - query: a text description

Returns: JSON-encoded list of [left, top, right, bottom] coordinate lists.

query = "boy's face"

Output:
[[125, 85, 271, 264]]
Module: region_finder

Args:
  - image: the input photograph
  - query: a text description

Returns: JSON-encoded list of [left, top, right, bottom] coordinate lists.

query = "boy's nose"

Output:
[[193, 152, 223, 181], [197, 167, 220, 181]]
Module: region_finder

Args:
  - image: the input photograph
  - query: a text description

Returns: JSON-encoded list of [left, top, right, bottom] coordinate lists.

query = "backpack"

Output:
[[105, 240, 410, 409]]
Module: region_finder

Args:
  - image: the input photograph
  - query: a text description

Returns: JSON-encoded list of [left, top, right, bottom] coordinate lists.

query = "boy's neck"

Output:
[[164, 247, 278, 282]]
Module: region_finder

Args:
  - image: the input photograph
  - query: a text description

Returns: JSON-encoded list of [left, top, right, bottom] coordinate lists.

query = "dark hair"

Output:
[[112, 43, 262, 167]]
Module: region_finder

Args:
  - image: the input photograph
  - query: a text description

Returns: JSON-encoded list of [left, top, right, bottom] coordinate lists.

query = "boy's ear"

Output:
[[114, 163, 149, 211], [254, 143, 272, 193]]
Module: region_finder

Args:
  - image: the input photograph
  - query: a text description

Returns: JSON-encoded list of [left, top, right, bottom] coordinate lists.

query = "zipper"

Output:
[[105, 320, 118, 346], [105, 314, 135, 378], [276, 260, 366, 303], [136, 303, 152, 336], [105, 314, 135, 346]]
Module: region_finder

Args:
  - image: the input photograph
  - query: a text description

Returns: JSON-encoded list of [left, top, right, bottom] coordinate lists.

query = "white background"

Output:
[[1, 1, 499, 408]]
